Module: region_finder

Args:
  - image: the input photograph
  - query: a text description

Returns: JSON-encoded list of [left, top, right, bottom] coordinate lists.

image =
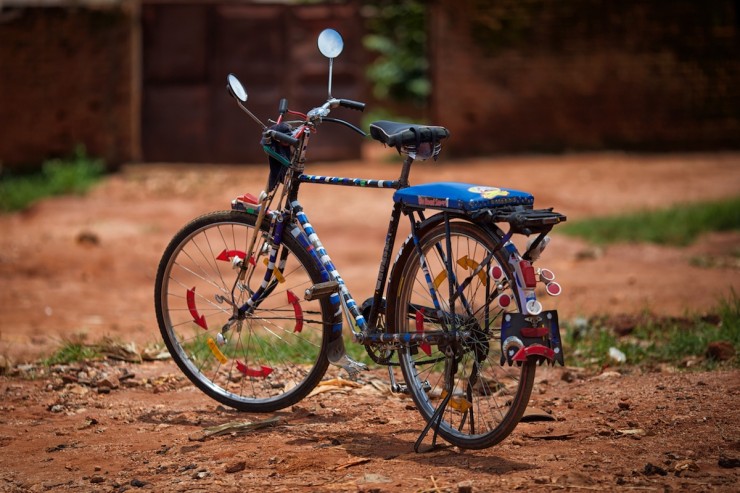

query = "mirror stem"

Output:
[[237, 101, 267, 129], [328, 58, 334, 99]]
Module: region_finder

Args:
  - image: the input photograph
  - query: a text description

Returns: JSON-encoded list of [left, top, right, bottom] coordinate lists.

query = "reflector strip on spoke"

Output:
[[287, 290, 303, 333], [433, 271, 446, 290], [206, 337, 228, 364], [216, 249, 256, 266], [186, 287, 208, 330], [236, 361, 273, 378], [263, 258, 285, 283], [441, 389, 472, 412], [457, 255, 488, 286], [415, 309, 432, 356]]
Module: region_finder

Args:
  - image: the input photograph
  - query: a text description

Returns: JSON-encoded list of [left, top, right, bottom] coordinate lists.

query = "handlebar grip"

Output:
[[267, 129, 299, 147], [278, 98, 288, 115], [339, 99, 365, 112]]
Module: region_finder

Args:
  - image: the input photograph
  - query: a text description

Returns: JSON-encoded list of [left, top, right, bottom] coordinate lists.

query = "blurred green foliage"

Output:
[[44, 340, 101, 366], [363, 0, 430, 106], [565, 291, 740, 369], [0, 146, 104, 212], [560, 197, 740, 246]]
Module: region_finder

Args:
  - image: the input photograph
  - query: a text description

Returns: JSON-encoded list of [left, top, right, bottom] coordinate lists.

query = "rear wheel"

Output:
[[154, 210, 331, 412], [388, 220, 536, 449]]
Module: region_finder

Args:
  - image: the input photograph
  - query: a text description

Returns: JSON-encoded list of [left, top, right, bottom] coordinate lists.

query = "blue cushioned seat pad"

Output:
[[393, 182, 534, 211]]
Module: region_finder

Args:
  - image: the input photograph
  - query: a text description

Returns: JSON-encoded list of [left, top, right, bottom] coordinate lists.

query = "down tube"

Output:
[[289, 201, 368, 335]]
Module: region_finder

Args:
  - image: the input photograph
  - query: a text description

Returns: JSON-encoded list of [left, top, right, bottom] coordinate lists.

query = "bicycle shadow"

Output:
[[278, 407, 535, 475], [282, 427, 535, 476], [136, 395, 535, 476]]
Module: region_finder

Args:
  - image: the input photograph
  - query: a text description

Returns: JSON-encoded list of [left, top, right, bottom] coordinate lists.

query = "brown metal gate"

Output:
[[141, 1, 364, 163]]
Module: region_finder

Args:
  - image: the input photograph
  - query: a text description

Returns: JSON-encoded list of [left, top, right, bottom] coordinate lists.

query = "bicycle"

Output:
[[154, 29, 567, 452]]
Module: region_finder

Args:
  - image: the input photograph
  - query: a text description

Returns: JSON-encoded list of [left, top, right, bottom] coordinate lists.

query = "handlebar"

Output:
[[265, 96, 367, 147], [307, 98, 364, 119], [264, 128, 300, 147], [338, 99, 365, 111]]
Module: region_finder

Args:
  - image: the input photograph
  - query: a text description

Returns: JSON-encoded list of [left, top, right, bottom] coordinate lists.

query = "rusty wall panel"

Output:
[[141, 2, 365, 164], [0, 7, 132, 171], [430, 0, 740, 156], [142, 86, 210, 162], [142, 4, 208, 83], [210, 5, 287, 163]]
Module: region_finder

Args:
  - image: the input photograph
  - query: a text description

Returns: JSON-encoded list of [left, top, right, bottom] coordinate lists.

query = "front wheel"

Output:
[[154, 210, 332, 412], [387, 220, 536, 449]]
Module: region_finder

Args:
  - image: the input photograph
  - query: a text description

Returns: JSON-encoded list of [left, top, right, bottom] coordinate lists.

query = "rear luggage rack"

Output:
[[474, 206, 567, 235]]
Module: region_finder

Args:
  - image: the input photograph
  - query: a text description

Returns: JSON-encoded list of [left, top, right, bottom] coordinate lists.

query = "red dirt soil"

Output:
[[1, 150, 739, 491]]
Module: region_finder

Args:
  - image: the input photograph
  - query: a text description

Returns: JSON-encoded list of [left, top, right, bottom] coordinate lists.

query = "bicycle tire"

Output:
[[387, 219, 536, 449], [154, 210, 332, 412]]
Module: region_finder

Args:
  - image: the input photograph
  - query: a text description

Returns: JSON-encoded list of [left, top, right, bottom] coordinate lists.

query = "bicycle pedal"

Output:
[[390, 383, 409, 395], [304, 281, 340, 301]]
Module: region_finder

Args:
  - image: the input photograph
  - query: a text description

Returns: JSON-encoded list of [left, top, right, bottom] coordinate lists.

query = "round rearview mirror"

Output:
[[227, 73, 247, 102], [318, 29, 344, 59]]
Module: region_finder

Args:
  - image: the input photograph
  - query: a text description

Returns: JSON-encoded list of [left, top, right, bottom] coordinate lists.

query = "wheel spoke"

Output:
[[155, 212, 330, 412], [392, 221, 536, 449]]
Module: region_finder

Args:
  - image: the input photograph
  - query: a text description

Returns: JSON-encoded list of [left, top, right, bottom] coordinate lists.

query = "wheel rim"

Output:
[[157, 218, 327, 407], [395, 223, 534, 446]]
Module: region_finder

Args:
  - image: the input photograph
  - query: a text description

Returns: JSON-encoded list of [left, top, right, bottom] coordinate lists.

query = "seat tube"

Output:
[[367, 202, 403, 330]]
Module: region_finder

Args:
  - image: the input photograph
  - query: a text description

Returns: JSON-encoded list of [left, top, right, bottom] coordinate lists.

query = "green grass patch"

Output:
[[564, 291, 740, 369], [176, 330, 376, 370], [43, 341, 101, 366], [0, 146, 105, 212], [559, 196, 740, 246]]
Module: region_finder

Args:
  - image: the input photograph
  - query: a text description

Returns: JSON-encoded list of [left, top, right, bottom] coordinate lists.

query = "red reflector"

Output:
[[237, 193, 260, 205], [512, 344, 556, 362], [539, 268, 555, 282], [546, 282, 562, 296], [521, 326, 548, 338], [519, 261, 537, 288]]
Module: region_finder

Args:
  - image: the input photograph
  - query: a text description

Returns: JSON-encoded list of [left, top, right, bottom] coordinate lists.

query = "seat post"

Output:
[[397, 155, 414, 189]]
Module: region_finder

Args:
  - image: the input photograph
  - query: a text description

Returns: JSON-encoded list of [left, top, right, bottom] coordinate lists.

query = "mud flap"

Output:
[[500, 310, 564, 366]]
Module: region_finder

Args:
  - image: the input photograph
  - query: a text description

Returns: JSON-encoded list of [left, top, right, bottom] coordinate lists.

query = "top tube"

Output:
[[298, 174, 402, 189]]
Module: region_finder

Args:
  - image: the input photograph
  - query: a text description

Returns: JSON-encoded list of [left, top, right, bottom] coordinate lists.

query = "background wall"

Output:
[[0, 1, 364, 171], [430, 0, 740, 156], [140, 1, 364, 164], [2, 0, 739, 170], [0, 5, 133, 171]]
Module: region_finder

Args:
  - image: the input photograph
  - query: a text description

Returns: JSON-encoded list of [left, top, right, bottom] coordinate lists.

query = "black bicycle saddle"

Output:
[[369, 120, 450, 148]]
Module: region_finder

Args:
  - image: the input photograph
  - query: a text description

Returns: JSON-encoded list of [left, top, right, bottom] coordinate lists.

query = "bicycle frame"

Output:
[[157, 29, 570, 452], [233, 152, 512, 355], [230, 108, 569, 375], [252, 161, 409, 331]]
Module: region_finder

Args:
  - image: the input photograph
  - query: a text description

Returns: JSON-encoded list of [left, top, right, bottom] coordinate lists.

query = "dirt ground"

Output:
[[1, 149, 739, 492]]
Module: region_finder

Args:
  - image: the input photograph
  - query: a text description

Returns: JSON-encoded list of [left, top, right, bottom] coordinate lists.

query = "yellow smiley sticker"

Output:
[[468, 186, 510, 199]]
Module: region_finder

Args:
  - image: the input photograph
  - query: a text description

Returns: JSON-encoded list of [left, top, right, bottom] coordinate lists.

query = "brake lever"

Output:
[[307, 107, 330, 120]]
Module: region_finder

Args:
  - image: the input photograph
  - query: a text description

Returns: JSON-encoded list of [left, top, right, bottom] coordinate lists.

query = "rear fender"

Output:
[[501, 311, 564, 366]]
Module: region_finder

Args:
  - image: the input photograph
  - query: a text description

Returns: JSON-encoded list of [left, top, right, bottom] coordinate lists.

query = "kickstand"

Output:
[[414, 354, 457, 453]]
